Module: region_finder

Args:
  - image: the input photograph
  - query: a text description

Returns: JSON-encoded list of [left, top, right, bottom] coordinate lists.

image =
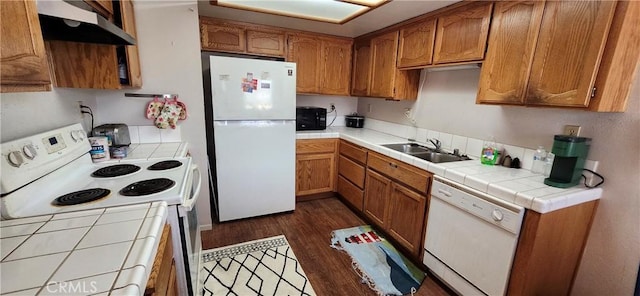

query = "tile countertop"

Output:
[[106, 142, 189, 162], [298, 127, 602, 214], [0, 202, 168, 295]]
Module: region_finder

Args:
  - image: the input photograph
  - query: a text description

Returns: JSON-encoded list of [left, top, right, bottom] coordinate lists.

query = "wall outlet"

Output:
[[404, 108, 412, 118], [329, 103, 335, 111], [77, 101, 84, 117], [563, 125, 581, 136], [368, 104, 372, 113]]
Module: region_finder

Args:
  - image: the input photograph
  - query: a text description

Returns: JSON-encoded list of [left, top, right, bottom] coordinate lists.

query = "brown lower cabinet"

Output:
[[336, 140, 368, 211], [332, 139, 597, 293], [145, 224, 177, 296], [295, 139, 337, 197], [363, 152, 432, 257]]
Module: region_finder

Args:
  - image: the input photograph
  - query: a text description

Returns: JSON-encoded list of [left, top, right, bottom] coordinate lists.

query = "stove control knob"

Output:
[[71, 130, 85, 142], [7, 151, 24, 167], [491, 209, 504, 222], [22, 144, 37, 160]]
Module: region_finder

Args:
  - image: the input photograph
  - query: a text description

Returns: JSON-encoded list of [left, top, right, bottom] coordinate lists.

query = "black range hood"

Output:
[[37, 0, 136, 46]]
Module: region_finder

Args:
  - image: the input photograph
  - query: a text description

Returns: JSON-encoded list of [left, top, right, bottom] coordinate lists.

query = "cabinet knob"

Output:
[[389, 162, 398, 168]]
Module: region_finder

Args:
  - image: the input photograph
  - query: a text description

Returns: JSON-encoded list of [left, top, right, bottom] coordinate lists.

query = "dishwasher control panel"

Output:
[[431, 179, 524, 234]]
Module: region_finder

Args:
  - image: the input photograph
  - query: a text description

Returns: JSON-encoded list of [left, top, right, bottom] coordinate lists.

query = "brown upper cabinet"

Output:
[[47, 0, 142, 89], [397, 18, 437, 69], [355, 31, 420, 100], [477, 1, 544, 105], [287, 33, 321, 93], [350, 39, 372, 96], [478, 0, 638, 111], [433, 2, 493, 64], [199, 17, 351, 96], [200, 17, 286, 57], [246, 30, 286, 56], [119, 0, 141, 87], [84, 0, 114, 19], [0, 0, 51, 93], [287, 32, 352, 95]]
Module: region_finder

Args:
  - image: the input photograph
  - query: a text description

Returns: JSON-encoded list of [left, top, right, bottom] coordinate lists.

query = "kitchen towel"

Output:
[[201, 235, 316, 296], [331, 225, 425, 296]]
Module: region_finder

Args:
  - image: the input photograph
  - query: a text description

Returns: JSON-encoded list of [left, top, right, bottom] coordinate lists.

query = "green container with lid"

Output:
[[544, 135, 591, 188]]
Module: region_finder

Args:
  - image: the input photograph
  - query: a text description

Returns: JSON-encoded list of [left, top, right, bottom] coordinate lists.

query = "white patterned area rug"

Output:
[[201, 235, 316, 296]]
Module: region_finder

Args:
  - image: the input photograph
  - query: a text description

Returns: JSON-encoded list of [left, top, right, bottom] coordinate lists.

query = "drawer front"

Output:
[[338, 155, 365, 188], [337, 175, 364, 211], [368, 152, 430, 194], [339, 140, 367, 164], [296, 139, 336, 154]]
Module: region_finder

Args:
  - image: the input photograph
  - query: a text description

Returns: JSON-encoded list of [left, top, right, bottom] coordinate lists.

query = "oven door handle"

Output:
[[180, 164, 202, 213]]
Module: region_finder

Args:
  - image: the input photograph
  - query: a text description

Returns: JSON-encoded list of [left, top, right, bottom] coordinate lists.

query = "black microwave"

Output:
[[296, 107, 327, 131]]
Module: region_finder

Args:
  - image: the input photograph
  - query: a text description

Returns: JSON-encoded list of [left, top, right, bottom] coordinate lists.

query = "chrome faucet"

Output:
[[429, 138, 442, 152]]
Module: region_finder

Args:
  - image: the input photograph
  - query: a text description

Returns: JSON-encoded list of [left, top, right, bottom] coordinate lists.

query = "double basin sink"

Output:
[[381, 143, 470, 163]]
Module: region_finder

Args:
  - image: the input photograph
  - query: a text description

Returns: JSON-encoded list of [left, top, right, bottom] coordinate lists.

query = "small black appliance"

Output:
[[296, 106, 327, 131]]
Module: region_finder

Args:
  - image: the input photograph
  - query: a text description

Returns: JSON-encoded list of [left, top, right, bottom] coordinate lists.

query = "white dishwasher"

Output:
[[424, 176, 525, 296]]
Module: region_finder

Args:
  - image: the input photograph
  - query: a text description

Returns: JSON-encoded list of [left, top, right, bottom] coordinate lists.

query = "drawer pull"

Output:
[[437, 189, 452, 197], [389, 162, 398, 168]]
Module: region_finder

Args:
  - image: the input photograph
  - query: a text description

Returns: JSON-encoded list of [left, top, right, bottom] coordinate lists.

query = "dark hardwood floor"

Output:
[[201, 197, 453, 296]]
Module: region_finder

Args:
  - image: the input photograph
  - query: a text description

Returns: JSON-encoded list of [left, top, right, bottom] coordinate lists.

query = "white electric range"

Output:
[[1, 123, 202, 296]]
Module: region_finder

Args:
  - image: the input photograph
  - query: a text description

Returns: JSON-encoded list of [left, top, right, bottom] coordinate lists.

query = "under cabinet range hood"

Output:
[[37, 0, 135, 45]]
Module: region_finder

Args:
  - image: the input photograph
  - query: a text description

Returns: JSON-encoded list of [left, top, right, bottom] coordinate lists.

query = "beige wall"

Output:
[[92, 1, 212, 228], [0, 89, 97, 142], [358, 68, 640, 295]]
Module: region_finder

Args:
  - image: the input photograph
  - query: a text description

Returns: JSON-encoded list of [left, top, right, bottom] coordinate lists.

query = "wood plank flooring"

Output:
[[201, 197, 453, 296]]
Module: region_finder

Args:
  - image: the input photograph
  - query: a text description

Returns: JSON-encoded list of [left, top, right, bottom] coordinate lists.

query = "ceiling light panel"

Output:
[[216, 0, 370, 23]]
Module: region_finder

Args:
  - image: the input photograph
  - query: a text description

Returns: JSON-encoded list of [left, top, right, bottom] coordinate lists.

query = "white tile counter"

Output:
[[0, 202, 168, 295], [298, 127, 602, 213], [105, 142, 189, 162]]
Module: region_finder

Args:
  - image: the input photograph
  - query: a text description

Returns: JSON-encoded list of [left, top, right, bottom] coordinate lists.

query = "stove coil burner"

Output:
[[120, 178, 176, 196], [52, 188, 111, 206], [148, 160, 183, 171], [92, 164, 141, 178]]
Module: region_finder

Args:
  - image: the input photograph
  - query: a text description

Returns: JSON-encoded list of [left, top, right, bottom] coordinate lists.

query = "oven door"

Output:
[[178, 164, 202, 295]]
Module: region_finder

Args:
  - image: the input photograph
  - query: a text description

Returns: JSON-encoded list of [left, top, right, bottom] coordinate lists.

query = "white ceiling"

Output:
[[197, 0, 459, 38]]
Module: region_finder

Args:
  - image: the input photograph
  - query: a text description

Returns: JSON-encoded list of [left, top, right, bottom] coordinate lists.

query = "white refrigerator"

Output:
[[209, 56, 296, 222]]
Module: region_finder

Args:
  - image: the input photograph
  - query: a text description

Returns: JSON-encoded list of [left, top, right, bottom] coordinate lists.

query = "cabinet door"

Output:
[[120, 0, 142, 87], [337, 175, 364, 212], [0, 0, 51, 92], [351, 39, 371, 96], [525, 1, 617, 107], [47, 41, 120, 89], [84, 0, 114, 19], [397, 18, 437, 68], [477, 1, 545, 105], [433, 3, 493, 64], [247, 30, 285, 57], [296, 153, 335, 196], [387, 183, 427, 255], [200, 20, 246, 52], [287, 34, 321, 94], [320, 39, 352, 95], [369, 31, 399, 98], [364, 169, 392, 228]]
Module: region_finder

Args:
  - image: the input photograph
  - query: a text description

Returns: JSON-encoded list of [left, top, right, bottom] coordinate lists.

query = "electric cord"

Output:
[[582, 168, 604, 188], [327, 107, 338, 127], [80, 105, 94, 136]]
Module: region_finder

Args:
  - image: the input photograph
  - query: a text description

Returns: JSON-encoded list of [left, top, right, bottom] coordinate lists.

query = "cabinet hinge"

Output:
[[591, 87, 597, 98]]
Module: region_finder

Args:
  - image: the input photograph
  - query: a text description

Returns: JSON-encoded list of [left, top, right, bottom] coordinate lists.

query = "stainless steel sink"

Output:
[[380, 143, 431, 154], [381, 143, 470, 163]]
